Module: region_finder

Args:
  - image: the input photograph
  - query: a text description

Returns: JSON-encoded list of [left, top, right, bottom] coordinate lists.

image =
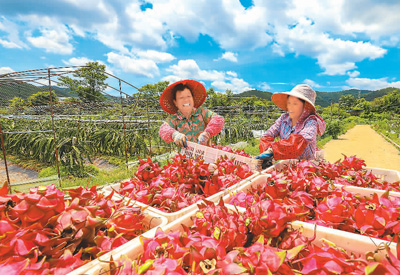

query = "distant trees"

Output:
[[27, 90, 58, 106], [339, 94, 357, 109], [139, 81, 169, 100], [58, 62, 108, 102], [9, 90, 58, 110]]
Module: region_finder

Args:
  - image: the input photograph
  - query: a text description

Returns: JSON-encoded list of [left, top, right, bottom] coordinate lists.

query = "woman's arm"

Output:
[[159, 120, 177, 143], [201, 107, 225, 137], [259, 114, 285, 153], [204, 114, 224, 136], [270, 117, 318, 160]]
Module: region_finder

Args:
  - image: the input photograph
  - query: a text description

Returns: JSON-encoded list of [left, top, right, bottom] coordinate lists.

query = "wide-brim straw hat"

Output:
[[271, 84, 317, 113], [160, 79, 207, 114]]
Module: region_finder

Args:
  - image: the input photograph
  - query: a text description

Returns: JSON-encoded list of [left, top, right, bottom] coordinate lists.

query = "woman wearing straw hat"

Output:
[[159, 79, 224, 147], [256, 84, 325, 165]]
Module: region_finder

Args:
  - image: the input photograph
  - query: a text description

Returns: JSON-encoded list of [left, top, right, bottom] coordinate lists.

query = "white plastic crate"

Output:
[[103, 173, 258, 222], [68, 201, 168, 275], [225, 173, 400, 204], [81, 204, 395, 275], [365, 166, 400, 183], [181, 141, 261, 171], [334, 184, 400, 198], [291, 221, 396, 257], [262, 161, 400, 183]]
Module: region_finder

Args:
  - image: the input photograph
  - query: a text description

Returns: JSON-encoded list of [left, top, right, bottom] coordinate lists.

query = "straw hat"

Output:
[[271, 84, 317, 113], [160, 79, 207, 114]]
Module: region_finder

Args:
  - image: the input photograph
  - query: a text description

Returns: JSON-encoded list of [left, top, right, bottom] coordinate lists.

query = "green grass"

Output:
[[58, 165, 137, 189]]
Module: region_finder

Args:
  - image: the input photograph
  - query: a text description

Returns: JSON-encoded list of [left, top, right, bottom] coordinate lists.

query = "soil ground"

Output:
[[323, 125, 400, 171]]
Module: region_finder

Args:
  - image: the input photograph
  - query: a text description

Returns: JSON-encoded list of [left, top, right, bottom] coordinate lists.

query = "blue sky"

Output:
[[1, 0, 400, 95]]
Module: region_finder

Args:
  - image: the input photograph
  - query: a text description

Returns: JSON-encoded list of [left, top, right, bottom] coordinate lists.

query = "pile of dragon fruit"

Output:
[[0, 184, 148, 274], [228, 155, 400, 241], [108, 199, 400, 274], [115, 153, 253, 212]]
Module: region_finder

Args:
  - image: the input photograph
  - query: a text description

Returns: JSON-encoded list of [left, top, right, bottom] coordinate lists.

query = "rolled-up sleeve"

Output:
[[159, 118, 177, 143], [201, 107, 224, 137]]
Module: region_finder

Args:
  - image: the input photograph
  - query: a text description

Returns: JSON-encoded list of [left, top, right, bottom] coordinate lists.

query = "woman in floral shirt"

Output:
[[159, 79, 224, 147], [256, 84, 325, 164]]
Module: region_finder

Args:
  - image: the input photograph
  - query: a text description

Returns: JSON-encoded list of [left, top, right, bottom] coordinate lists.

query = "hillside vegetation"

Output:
[[234, 87, 398, 107]]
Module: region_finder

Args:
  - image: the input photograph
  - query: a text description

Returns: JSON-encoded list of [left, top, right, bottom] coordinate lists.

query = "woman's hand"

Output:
[[198, 132, 210, 145], [256, 147, 274, 160], [172, 131, 187, 148]]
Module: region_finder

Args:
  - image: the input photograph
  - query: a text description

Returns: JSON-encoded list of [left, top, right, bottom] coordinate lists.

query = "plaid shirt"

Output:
[[159, 106, 224, 143], [263, 112, 319, 160]]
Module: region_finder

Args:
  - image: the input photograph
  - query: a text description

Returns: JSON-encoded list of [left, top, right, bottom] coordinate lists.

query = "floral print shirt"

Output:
[[159, 106, 224, 143]]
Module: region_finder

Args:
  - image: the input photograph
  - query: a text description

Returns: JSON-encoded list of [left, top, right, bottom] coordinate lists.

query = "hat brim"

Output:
[[160, 79, 207, 114], [272, 91, 316, 113]]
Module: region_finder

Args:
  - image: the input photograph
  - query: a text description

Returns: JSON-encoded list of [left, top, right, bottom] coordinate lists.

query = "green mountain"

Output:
[[0, 80, 75, 102], [236, 87, 398, 107], [233, 89, 273, 100]]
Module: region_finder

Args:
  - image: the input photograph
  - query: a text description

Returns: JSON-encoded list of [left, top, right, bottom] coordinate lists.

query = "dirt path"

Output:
[[0, 160, 39, 183], [323, 125, 400, 171]]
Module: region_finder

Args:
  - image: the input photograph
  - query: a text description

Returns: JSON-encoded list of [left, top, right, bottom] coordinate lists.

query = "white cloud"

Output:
[[303, 79, 321, 89], [271, 43, 285, 57], [61, 57, 114, 75], [62, 57, 92, 66], [27, 27, 73, 54], [347, 71, 360, 78], [274, 18, 387, 75], [165, 59, 225, 81], [260, 82, 271, 90], [107, 52, 159, 78], [346, 77, 400, 91], [0, 67, 14, 75], [226, 71, 237, 77], [163, 59, 251, 93], [152, 0, 272, 50], [0, 39, 21, 48], [136, 50, 175, 63], [0, 17, 27, 49], [1, 0, 400, 82], [341, 0, 400, 39], [215, 52, 238, 62], [212, 78, 252, 93]]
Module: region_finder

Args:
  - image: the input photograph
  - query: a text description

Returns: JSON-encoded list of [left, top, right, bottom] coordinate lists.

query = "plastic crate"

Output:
[[291, 221, 396, 257], [262, 161, 400, 183], [181, 141, 261, 171], [365, 166, 400, 183], [334, 184, 400, 198], [81, 205, 395, 275], [103, 173, 258, 222], [225, 174, 400, 204], [68, 199, 168, 275]]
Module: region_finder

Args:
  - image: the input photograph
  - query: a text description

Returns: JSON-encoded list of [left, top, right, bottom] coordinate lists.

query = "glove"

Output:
[[255, 148, 274, 160], [172, 131, 187, 148], [198, 131, 210, 145]]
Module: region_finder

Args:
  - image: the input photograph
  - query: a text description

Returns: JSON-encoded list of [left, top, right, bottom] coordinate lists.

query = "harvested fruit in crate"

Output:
[[105, 199, 399, 274], [227, 159, 400, 241], [116, 153, 253, 212], [0, 184, 148, 274]]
